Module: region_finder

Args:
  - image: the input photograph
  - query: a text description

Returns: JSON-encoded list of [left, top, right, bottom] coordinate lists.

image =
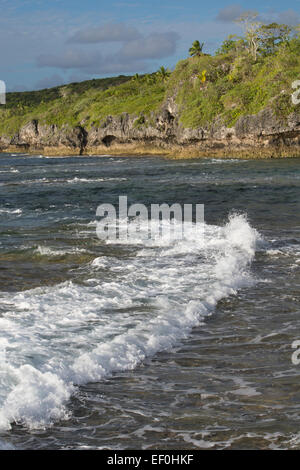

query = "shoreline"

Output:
[[1, 143, 300, 159]]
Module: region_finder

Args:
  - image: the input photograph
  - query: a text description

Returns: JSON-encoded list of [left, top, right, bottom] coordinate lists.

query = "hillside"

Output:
[[1, 30, 300, 158]]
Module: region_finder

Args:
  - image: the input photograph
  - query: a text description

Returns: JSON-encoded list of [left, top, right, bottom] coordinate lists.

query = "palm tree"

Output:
[[189, 40, 204, 57], [156, 66, 171, 82]]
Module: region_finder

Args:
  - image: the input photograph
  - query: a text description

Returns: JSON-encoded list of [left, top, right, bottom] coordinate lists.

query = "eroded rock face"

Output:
[[1, 103, 300, 154], [234, 109, 300, 148], [7, 122, 88, 153], [0, 135, 12, 147]]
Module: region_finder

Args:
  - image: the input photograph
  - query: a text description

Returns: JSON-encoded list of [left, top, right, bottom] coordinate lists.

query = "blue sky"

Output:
[[0, 0, 299, 91]]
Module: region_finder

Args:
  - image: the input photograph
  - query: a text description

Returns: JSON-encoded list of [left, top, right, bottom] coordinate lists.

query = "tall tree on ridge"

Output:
[[235, 11, 261, 61]]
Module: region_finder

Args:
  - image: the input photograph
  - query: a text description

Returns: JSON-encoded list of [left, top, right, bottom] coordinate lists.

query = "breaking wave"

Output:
[[0, 214, 259, 430]]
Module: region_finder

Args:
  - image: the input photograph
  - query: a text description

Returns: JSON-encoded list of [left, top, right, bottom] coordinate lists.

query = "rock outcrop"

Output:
[[1, 100, 300, 157], [6, 120, 88, 154]]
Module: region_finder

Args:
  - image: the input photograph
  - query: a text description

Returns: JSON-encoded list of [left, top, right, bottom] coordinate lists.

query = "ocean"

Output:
[[0, 152, 299, 450]]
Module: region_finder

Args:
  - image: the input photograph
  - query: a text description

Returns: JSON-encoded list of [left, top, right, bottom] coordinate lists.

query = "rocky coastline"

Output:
[[1, 101, 300, 158]]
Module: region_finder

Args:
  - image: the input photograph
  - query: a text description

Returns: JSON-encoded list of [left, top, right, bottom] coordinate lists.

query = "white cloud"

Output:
[[215, 4, 300, 27], [37, 49, 103, 69], [37, 29, 180, 75], [68, 23, 142, 43], [119, 32, 180, 60], [216, 4, 246, 23], [264, 9, 300, 26]]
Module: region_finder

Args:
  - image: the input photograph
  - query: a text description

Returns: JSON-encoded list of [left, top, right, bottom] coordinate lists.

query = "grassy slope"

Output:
[[1, 74, 166, 137], [168, 39, 300, 128], [1, 40, 300, 138]]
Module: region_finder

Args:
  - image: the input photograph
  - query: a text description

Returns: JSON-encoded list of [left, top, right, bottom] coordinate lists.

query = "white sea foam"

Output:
[[6, 177, 127, 186], [66, 177, 127, 184], [206, 158, 246, 164], [0, 168, 19, 173], [0, 214, 259, 430], [0, 208, 22, 215], [266, 244, 300, 259], [35, 245, 89, 256]]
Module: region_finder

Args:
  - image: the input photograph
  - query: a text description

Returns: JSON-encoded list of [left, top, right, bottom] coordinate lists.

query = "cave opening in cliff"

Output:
[[102, 135, 116, 147]]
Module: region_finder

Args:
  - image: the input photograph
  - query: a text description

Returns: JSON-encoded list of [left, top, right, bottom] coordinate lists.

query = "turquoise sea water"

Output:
[[0, 152, 300, 449]]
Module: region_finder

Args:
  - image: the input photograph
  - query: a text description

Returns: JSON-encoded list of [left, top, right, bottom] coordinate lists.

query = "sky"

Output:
[[0, 0, 299, 91]]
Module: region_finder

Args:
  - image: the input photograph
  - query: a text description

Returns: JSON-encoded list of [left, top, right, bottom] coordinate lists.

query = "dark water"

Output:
[[0, 152, 300, 450]]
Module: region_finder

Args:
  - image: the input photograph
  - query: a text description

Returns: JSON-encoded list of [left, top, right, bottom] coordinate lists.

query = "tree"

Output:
[[216, 34, 248, 57], [258, 23, 292, 55], [189, 40, 204, 57], [216, 35, 238, 55], [156, 66, 171, 82], [235, 12, 261, 61]]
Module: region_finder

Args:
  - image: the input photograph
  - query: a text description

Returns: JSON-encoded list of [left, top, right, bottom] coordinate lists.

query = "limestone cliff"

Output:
[[2, 102, 300, 157]]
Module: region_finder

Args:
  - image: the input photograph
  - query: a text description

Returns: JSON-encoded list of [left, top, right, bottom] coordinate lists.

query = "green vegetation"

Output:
[[189, 40, 205, 57], [0, 73, 166, 136], [1, 75, 131, 136], [156, 66, 171, 82], [1, 19, 300, 138], [168, 18, 300, 128]]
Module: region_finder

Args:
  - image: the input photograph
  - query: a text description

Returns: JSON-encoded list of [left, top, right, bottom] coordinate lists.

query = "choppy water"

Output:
[[0, 152, 300, 450]]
